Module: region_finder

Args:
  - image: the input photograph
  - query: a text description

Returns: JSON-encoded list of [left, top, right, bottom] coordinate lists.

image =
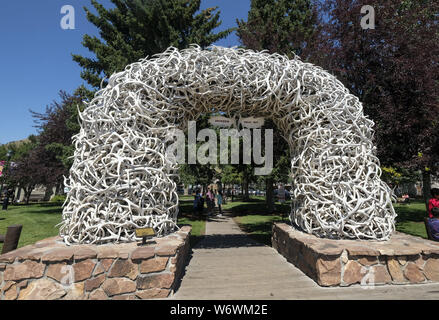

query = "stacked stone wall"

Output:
[[272, 223, 439, 286], [0, 226, 191, 300]]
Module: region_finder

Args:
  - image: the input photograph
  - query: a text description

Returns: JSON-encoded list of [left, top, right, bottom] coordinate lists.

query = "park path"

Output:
[[172, 213, 439, 300]]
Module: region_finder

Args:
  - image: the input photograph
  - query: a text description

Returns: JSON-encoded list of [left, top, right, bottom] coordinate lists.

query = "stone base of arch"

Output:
[[0, 226, 191, 300], [272, 223, 439, 287]]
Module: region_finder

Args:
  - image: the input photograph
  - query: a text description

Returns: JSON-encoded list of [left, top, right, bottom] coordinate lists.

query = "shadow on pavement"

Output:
[[193, 233, 265, 249]]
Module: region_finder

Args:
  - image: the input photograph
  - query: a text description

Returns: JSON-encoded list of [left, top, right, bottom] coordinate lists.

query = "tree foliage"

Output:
[[73, 0, 233, 88], [316, 0, 439, 174], [31, 88, 88, 171], [237, 0, 318, 58]]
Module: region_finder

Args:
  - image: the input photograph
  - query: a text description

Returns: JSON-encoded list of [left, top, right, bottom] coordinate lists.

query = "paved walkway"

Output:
[[172, 214, 439, 300]]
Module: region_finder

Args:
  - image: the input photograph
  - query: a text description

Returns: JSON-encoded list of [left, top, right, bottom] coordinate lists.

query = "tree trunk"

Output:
[[25, 185, 34, 205], [423, 170, 431, 212], [241, 176, 250, 201], [10, 186, 16, 204], [43, 184, 54, 201], [56, 181, 64, 195], [266, 177, 274, 213]]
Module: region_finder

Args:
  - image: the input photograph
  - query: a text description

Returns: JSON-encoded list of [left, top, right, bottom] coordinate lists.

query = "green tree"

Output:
[[4, 136, 46, 204], [237, 0, 318, 58], [316, 0, 439, 209], [73, 0, 233, 88]]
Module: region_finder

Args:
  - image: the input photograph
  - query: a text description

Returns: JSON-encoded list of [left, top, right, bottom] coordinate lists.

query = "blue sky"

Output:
[[0, 0, 250, 145]]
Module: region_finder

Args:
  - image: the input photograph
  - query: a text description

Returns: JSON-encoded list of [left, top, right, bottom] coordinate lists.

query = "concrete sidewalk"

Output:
[[172, 215, 439, 300]]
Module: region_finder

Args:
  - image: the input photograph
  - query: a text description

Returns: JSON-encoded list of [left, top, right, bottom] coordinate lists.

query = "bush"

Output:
[[50, 195, 67, 203]]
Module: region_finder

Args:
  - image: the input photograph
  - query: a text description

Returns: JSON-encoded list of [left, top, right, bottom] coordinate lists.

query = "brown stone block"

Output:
[[357, 256, 378, 266], [346, 246, 380, 256], [99, 258, 114, 272], [0, 263, 6, 271], [422, 246, 439, 255], [73, 260, 96, 282], [140, 257, 169, 274], [316, 257, 341, 286], [378, 248, 395, 256], [10, 246, 38, 258], [96, 246, 119, 259], [312, 242, 344, 256], [297, 259, 316, 280], [73, 247, 98, 260], [302, 249, 317, 268], [19, 248, 47, 262], [371, 265, 392, 284], [18, 279, 67, 300], [155, 244, 179, 257], [137, 273, 175, 290], [4, 260, 46, 281], [404, 263, 425, 283], [386, 257, 405, 282], [0, 251, 20, 263], [34, 236, 62, 247], [131, 247, 155, 261], [343, 260, 363, 285], [118, 252, 130, 260], [424, 259, 439, 281], [2, 281, 15, 292], [41, 248, 75, 262], [102, 278, 136, 296], [89, 288, 108, 300], [63, 282, 86, 300], [85, 274, 106, 292], [179, 226, 192, 234], [109, 259, 138, 280], [136, 288, 170, 299], [176, 231, 189, 241], [4, 283, 18, 300], [274, 223, 291, 233], [47, 263, 69, 283], [394, 246, 425, 256]]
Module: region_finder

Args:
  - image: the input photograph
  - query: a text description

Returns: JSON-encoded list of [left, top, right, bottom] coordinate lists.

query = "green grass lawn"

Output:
[[394, 199, 428, 239], [232, 198, 431, 245], [177, 195, 206, 247], [0, 203, 62, 252], [234, 214, 288, 246]]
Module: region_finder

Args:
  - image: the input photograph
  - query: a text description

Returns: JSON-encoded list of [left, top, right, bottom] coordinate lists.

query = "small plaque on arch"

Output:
[[135, 227, 156, 245]]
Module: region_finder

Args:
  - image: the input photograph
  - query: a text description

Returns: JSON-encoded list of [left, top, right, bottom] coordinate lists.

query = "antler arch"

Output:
[[60, 45, 396, 244]]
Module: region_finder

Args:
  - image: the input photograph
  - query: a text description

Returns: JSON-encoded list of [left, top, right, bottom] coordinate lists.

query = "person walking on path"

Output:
[[193, 189, 204, 217], [206, 188, 215, 216], [2, 190, 10, 211], [428, 188, 439, 218], [278, 184, 286, 204], [216, 191, 223, 216], [427, 207, 439, 241]]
